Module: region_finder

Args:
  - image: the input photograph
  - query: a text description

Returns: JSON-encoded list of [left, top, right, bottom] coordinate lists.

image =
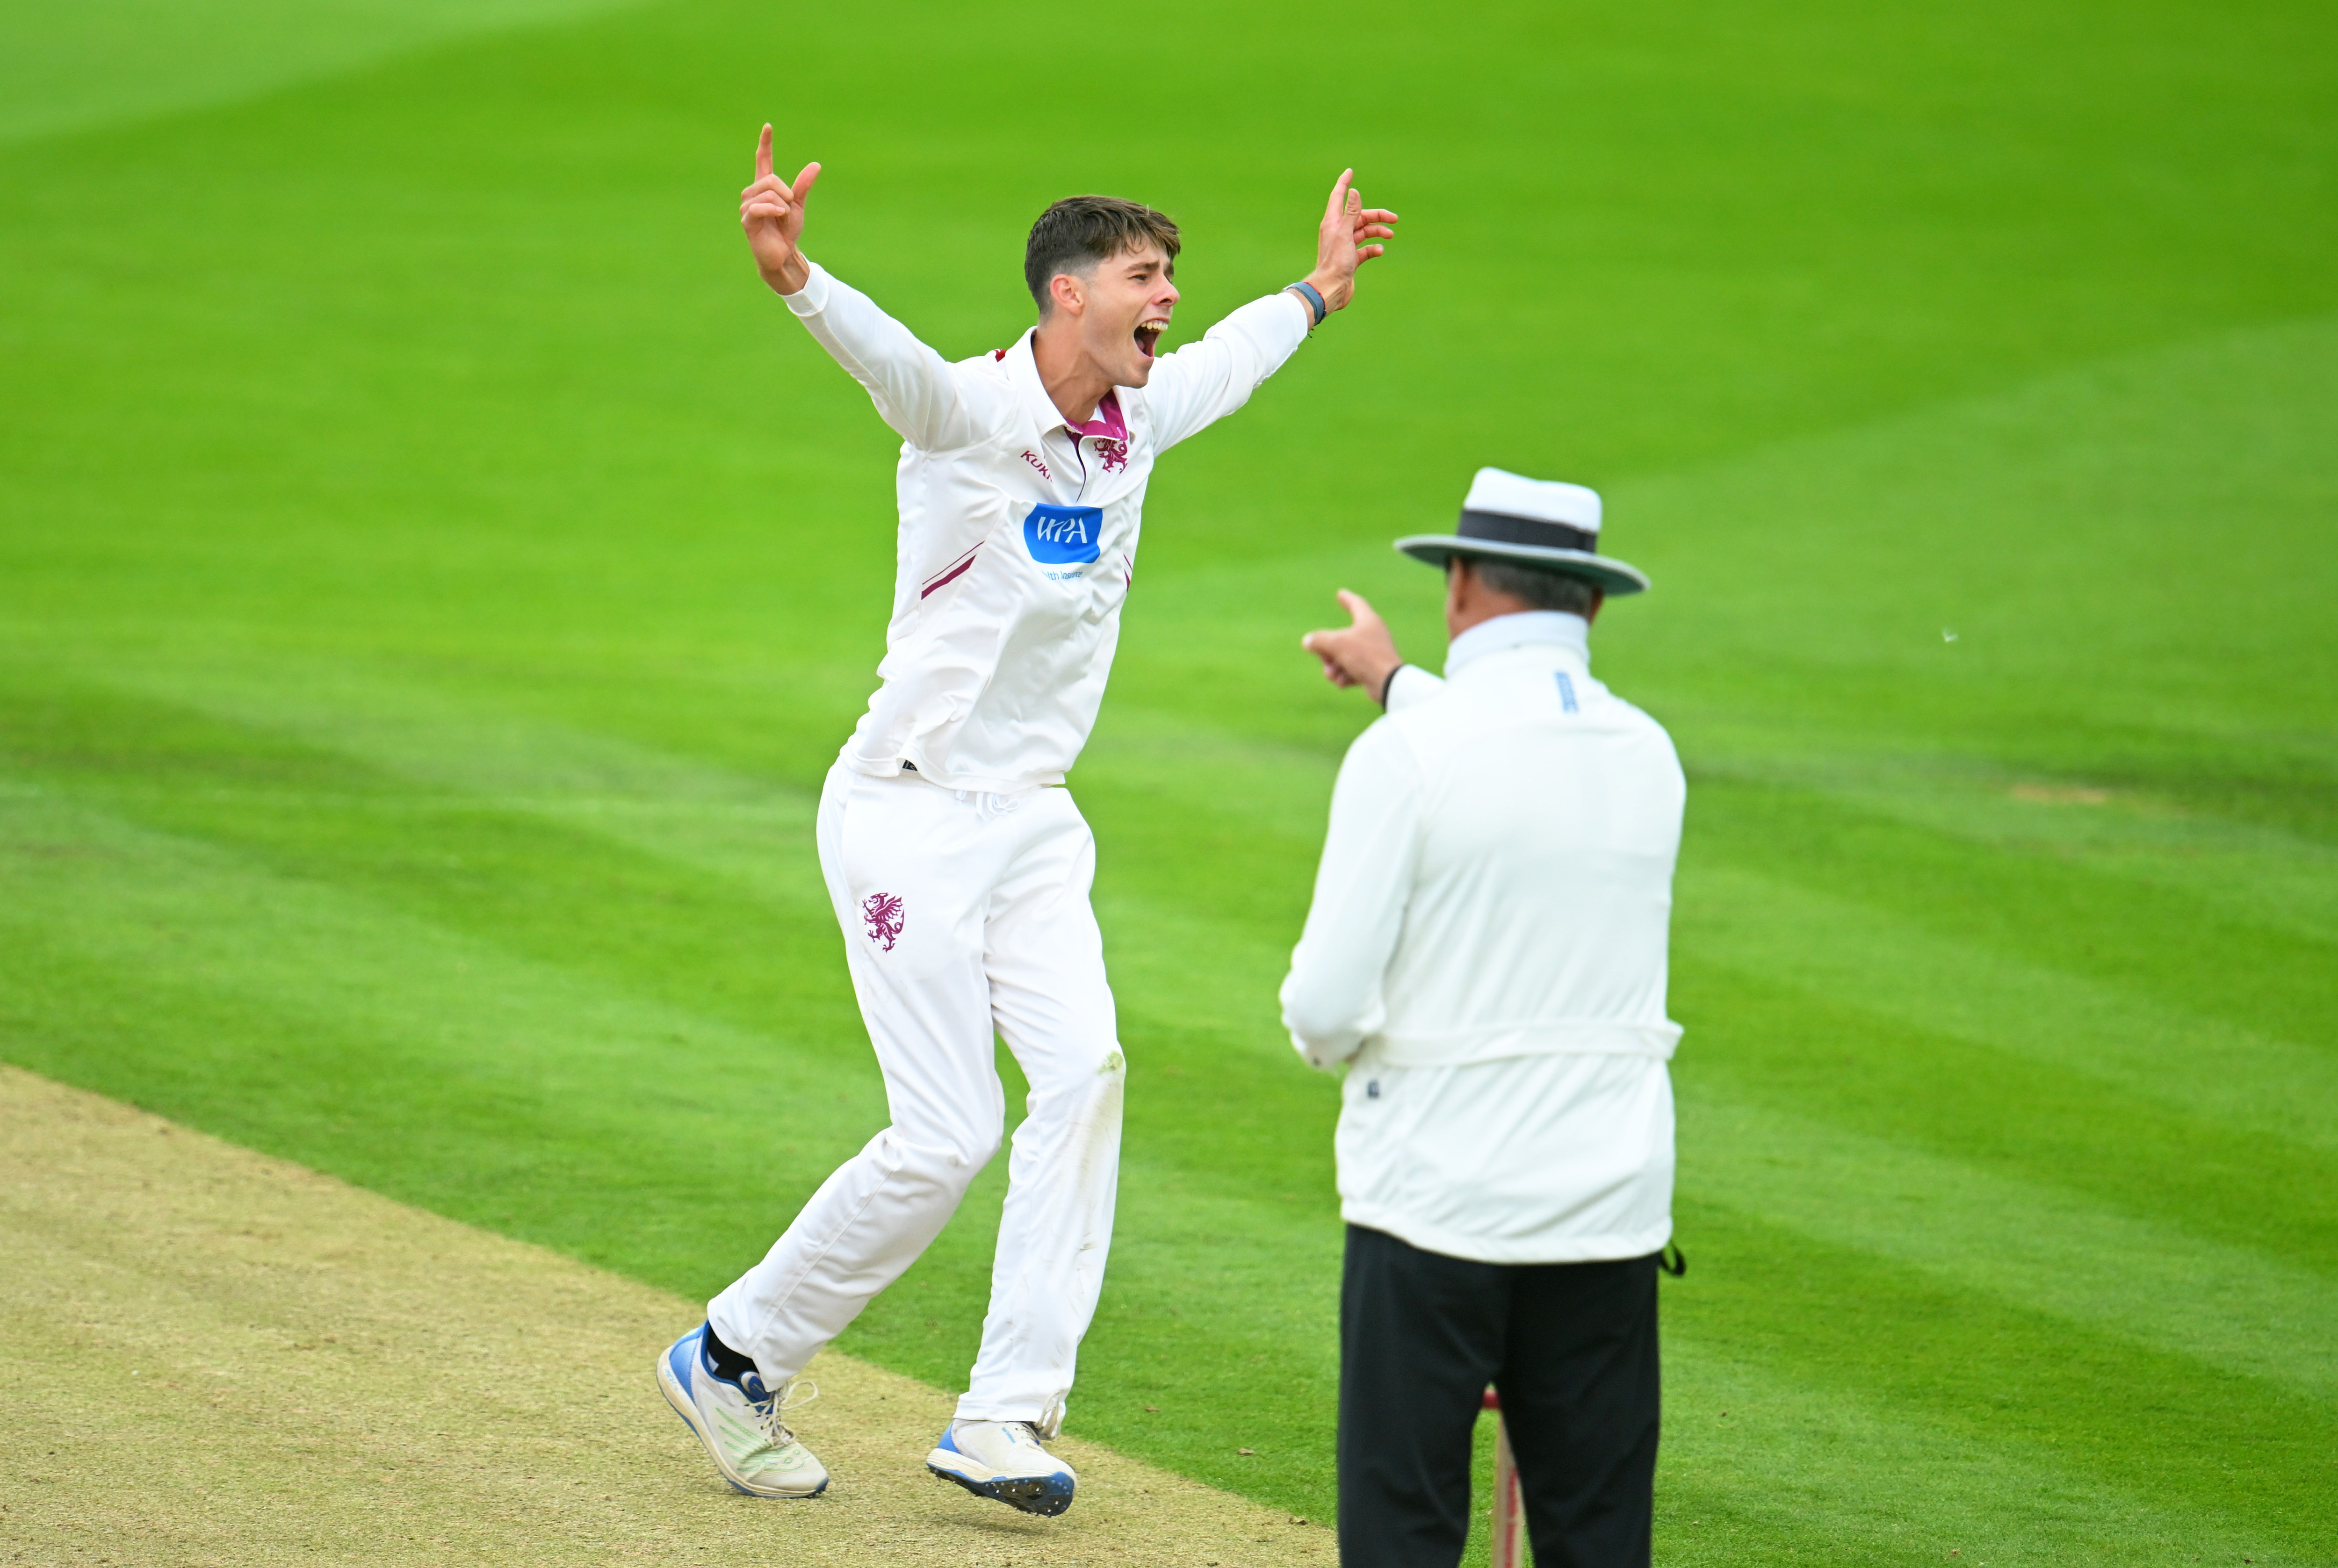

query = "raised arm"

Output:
[[1291, 167, 1398, 318], [740, 123, 820, 296], [739, 126, 996, 452], [1146, 170, 1398, 452]]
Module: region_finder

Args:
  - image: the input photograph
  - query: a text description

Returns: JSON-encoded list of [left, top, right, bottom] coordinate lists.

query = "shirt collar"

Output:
[[1444, 610, 1591, 676], [1003, 329, 1127, 440]]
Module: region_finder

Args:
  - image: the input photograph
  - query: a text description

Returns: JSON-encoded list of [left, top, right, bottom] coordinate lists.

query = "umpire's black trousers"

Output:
[[1337, 1225, 1660, 1568]]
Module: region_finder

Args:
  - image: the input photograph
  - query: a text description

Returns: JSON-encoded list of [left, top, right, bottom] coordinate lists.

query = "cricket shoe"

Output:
[[926, 1418, 1077, 1516], [655, 1323, 828, 1497]]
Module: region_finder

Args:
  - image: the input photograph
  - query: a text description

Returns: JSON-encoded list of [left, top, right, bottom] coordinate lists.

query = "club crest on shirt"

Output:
[[1024, 503, 1104, 565], [861, 892, 905, 951], [1097, 438, 1129, 474]]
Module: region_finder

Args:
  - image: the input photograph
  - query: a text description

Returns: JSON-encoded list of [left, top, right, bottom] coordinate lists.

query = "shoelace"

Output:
[[1009, 1418, 1071, 1463], [750, 1378, 820, 1443]]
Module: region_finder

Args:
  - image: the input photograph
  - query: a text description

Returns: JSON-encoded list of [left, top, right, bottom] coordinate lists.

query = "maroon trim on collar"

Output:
[[1065, 390, 1127, 443]]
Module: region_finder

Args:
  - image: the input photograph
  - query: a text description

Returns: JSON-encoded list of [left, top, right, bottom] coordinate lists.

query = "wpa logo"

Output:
[[1024, 504, 1103, 566]]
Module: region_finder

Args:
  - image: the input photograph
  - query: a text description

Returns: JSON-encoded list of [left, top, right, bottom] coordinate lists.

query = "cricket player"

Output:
[[655, 125, 1396, 1514]]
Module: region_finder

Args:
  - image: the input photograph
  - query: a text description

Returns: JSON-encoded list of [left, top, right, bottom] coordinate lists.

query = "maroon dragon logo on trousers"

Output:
[[861, 892, 906, 951]]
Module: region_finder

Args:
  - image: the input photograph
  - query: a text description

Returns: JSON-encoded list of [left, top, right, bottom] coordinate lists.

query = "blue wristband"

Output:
[[1286, 280, 1328, 327]]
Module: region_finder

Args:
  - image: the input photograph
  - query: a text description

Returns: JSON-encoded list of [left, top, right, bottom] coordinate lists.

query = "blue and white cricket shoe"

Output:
[[926, 1419, 1078, 1516], [655, 1324, 828, 1498]]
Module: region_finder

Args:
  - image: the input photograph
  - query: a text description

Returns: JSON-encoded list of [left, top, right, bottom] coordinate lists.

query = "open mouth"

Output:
[[1134, 319, 1168, 361]]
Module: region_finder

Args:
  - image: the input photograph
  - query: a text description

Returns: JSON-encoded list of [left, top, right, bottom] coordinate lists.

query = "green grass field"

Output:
[[3, 0, 2333, 1560]]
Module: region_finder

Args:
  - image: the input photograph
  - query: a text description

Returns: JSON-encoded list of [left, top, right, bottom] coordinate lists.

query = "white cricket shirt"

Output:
[[782, 264, 1311, 792], [1280, 611, 1687, 1264]]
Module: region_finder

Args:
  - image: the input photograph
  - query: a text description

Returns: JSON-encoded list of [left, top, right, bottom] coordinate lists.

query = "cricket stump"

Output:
[[1484, 1388, 1525, 1568]]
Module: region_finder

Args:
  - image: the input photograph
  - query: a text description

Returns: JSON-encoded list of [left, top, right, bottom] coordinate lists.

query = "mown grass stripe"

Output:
[[1657, 1321, 2260, 1567], [1667, 1196, 2338, 1562], [1673, 933, 2338, 1266], [1686, 775, 2334, 1051], [108, 655, 832, 913], [1681, 1060, 2338, 1400], [1678, 845, 2338, 1152], [0, 673, 856, 1053], [0, 781, 880, 1276], [1689, 744, 2338, 947]]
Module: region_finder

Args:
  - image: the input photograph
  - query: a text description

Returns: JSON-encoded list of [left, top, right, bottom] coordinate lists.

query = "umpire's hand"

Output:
[[1303, 590, 1405, 704]]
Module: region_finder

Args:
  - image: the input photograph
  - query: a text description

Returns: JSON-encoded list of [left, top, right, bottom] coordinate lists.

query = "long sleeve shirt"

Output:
[[781, 264, 1311, 793], [1279, 611, 1687, 1263]]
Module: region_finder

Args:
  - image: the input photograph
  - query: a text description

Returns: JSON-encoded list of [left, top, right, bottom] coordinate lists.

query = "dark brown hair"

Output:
[[1024, 196, 1180, 313]]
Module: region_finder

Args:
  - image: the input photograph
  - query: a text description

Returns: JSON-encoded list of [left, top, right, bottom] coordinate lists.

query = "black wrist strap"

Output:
[[1376, 663, 1407, 708], [1286, 280, 1328, 327]]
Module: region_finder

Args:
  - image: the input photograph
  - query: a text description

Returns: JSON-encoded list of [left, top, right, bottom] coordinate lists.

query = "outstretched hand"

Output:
[[740, 124, 821, 295], [1302, 590, 1406, 702], [1300, 171, 1398, 314]]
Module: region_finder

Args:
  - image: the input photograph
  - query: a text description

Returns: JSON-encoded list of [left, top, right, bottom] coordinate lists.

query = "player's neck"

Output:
[[1031, 319, 1110, 426]]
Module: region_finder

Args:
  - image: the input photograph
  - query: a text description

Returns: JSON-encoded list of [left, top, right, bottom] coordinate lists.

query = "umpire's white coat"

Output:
[[709, 266, 1310, 1426], [1281, 611, 1686, 1264]]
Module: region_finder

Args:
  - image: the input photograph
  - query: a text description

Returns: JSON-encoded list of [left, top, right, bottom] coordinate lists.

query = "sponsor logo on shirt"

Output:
[[1024, 503, 1103, 566], [1021, 450, 1051, 480]]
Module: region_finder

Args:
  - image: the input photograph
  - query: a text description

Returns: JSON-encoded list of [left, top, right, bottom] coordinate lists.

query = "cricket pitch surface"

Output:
[[0, 1065, 1331, 1565]]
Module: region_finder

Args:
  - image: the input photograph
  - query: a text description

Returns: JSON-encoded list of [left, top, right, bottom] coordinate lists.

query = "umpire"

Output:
[[1283, 468, 1687, 1568]]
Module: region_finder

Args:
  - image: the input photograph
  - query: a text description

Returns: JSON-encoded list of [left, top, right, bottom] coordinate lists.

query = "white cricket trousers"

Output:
[[707, 762, 1126, 1425]]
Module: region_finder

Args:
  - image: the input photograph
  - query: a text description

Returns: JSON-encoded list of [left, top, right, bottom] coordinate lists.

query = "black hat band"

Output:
[[1457, 509, 1598, 554]]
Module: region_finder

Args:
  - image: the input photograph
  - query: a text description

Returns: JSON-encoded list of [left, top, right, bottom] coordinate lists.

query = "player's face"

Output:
[[1080, 242, 1178, 388]]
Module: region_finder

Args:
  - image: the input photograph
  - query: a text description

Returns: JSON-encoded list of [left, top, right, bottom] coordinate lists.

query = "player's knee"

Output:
[[887, 1130, 998, 1201], [1063, 1045, 1125, 1125], [901, 1110, 1004, 1176], [952, 1119, 1007, 1173], [1032, 1044, 1125, 1115]]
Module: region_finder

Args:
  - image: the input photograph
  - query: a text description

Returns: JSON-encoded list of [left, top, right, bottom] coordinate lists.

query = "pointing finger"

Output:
[[755, 123, 773, 182], [1324, 168, 1354, 221]]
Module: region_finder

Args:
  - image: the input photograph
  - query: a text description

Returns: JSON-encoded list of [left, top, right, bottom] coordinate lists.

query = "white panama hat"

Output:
[[1393, 468, 1650, 596]]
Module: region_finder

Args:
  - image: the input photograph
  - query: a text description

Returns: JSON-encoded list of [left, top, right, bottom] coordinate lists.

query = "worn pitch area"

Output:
[[0, 1066, 1328, 1566]]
